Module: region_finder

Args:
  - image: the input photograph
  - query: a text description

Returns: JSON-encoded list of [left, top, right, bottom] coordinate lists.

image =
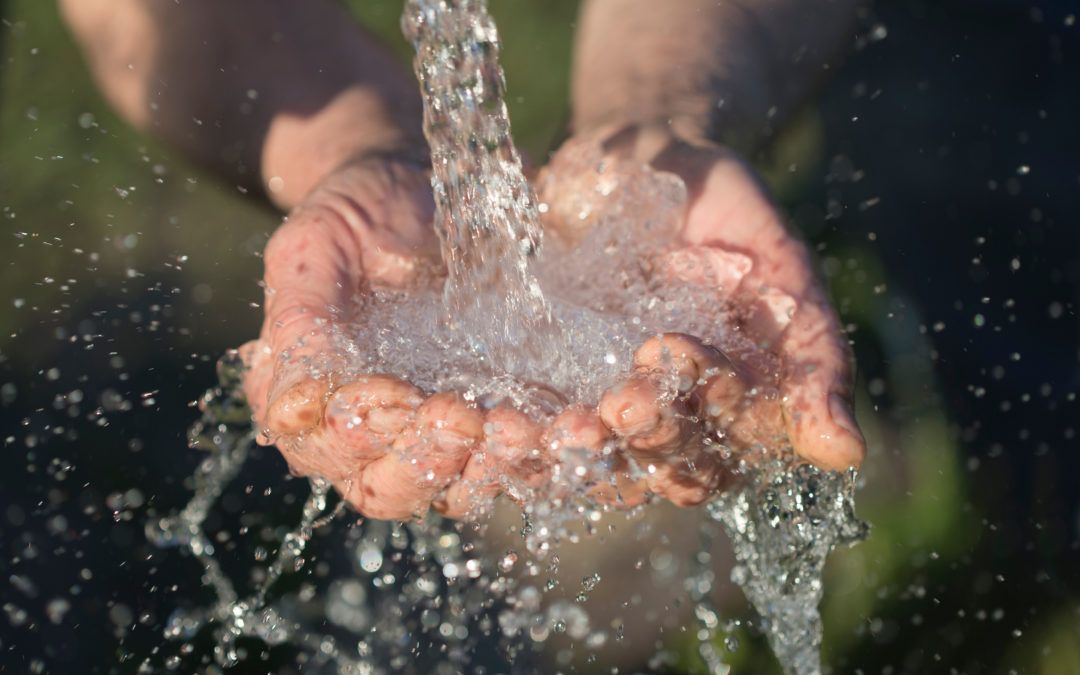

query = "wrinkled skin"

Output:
[[240, 132, 865, 521], [539, 126, 866, 479]]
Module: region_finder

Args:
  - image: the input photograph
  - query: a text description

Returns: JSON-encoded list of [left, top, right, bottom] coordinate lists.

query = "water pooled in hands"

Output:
[[145, 1, 868, 673]]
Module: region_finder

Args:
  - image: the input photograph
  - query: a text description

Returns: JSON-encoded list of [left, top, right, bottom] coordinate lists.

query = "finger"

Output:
[[270, 376, 425, 498], [239, 339, 274, 428], [322, 375, 425, 463], [256, 208, 362, 442], [595, 452, 650, 507], [648, 443, 728, 507], [546, 406, 648, 508], [630, 334, 738, 505], [598, 373, 690, 454], [349, 392, 482, 520], [597, 377, 720, 506], [687, 346, 781, 451], [598, 371, 709, 505], [440, 407, 545, 519], [780, 298, 865, 471], [275, 427, 356, 487], [700, 376, 787, 456], [484, 407, 547, 487], [548, 405, 611, 453], [264, 377, 328, 439], [633, 333, 726, 393]]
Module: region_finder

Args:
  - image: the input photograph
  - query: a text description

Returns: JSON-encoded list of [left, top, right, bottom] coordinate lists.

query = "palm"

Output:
[[539, 128, 865, 474]]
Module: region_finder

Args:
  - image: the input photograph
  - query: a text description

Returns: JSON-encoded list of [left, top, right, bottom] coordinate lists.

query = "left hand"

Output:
[[535, 125, 866, 505]]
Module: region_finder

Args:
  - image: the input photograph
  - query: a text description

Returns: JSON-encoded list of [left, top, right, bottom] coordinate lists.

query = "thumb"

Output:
[[780, 298, 866, 471], [258, 209, 358, 440]]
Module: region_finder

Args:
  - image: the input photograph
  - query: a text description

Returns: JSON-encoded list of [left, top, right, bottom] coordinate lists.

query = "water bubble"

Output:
[[45, 598, 70, 625], [498, 550, 518, 573], [325, 580, 369, 632], [357, 544, 383, 573]]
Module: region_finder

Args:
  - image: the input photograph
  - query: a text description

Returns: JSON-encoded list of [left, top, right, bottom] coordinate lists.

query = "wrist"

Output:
[[570, 0, 784, 154], [571, 62, 776, 156], [261, 88, 427, 210], [566, 121, 728, 172]]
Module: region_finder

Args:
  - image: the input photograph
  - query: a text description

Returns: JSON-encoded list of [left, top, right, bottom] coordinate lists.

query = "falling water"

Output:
[[403, 0, 558, 377], [144, 355, 360, 671], [709, 458, 868, 674], [145, 1, 868, 673]]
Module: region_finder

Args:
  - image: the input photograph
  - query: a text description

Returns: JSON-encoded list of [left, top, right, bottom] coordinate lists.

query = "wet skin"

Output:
[[60, 0, 864, 522], [240, 131, 866, 521]]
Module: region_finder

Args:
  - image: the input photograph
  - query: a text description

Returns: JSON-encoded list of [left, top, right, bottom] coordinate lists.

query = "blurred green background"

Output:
[[1, 1, 1076, 673]]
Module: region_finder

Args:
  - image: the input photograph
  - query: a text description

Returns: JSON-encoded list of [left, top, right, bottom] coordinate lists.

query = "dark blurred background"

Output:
[[1, 0, 1077, 673]]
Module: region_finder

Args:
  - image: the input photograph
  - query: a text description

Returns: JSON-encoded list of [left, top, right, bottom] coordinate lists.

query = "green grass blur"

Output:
[[0, 1, 1074, 674]]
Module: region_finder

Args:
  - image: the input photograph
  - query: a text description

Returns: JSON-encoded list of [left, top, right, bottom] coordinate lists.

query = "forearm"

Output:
[[571, 0, 859, 152], [60, 0, 423, 209]]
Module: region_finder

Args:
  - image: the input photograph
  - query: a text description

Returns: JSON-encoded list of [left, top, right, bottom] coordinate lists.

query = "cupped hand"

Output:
[[238, 157, 551, 520], [238, 126, 866, 521], [235, 156, 666, 521], [536, 125, 866, 506]]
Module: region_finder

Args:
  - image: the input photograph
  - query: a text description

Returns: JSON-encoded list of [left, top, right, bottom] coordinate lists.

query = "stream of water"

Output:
[[145, 1, 867, 673]]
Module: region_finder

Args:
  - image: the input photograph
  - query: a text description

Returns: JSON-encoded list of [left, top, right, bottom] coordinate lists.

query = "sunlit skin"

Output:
[[61, 0, 865, 521], [542, 127, 867, 471], [238, 127, 865, 520]]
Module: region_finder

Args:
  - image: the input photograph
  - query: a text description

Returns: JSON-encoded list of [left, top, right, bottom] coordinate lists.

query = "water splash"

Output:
[[144, 354, 362, 671], [708, 457, 868, 674], [145, 360, 595, 673], [145, 2, 869, 673]]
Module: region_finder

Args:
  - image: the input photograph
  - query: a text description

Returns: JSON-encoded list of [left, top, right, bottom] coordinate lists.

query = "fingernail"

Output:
[[828, 393, 862, 439]]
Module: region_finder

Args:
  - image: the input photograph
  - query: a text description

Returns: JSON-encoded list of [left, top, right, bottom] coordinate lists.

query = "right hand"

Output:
[[233, 156, 720, 519], [238, 156, 541, 519]]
